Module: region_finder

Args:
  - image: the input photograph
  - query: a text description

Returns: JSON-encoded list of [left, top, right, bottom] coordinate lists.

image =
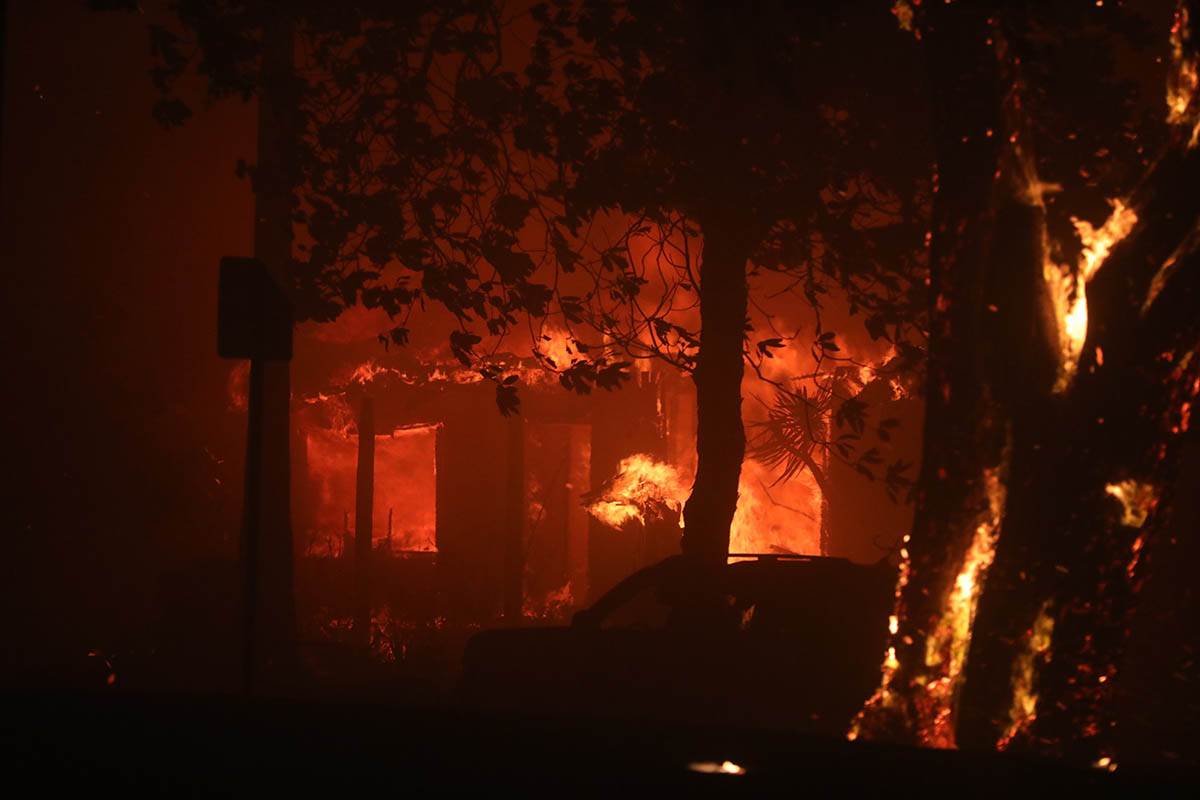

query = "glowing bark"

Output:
[[853, 3, 1020, 746]]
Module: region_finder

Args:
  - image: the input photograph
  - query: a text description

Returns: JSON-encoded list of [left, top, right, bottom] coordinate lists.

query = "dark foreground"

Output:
[[3, 692, 1195, 794]]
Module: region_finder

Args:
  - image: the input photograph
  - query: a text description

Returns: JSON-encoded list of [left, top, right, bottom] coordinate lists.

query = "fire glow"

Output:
[[302, 421, 438, 557], [915, 468, 1005, 749], [852, 470, 1006, 748], [585, 453, 823, 557], [587, 454, 686, 528], [847, 534, 912, 742], [1047, 198, 1138, 392], [997, 601, 1055, 751]]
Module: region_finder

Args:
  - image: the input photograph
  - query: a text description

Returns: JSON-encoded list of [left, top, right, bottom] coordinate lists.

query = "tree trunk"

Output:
[[681, 220, 752, 567], [960, 1, 1200, 760], [854, 0, 1200, 761], [853, 3, 1051, 746]]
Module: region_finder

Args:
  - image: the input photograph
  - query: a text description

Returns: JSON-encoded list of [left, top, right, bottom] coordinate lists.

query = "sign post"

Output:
[[218, 256, 293, 692]]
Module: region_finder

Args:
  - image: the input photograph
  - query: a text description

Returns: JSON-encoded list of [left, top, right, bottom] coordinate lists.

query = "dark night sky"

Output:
[[2, 1, 257, 656]]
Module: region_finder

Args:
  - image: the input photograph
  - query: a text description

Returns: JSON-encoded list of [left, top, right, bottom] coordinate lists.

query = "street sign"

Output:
[[218, 256, 293, 360]]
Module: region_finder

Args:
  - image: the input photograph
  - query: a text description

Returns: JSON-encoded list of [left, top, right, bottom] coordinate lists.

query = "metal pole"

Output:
[[354, 396, 376, 647], [242, 357, 266, 692]]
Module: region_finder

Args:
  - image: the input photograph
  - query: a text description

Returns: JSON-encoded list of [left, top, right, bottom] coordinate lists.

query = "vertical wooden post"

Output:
[[354, 396, 376, 647]]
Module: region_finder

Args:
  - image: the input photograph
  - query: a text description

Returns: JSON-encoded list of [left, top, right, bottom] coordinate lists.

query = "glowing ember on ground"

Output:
[[687, 760, 746, 776]]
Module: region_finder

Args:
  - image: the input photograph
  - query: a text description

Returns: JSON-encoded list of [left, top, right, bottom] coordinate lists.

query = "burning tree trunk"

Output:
[[680, 220, 753, 566], [961, 2, 1200, 764], [851, 3, 1024, 746], [856, 0, 1200, 763]]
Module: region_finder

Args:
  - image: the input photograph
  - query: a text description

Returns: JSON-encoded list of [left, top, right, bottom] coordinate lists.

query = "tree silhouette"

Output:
[[514, 1, 930, 563], [115, 0, 932, 566]]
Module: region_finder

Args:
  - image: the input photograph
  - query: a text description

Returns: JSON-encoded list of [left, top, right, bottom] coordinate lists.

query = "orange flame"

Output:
[[534, 327, 581, 371], [586, 453, 823, 556], [1048, 198, 1138, 392], [523, 581, 575, 620], [915, 468, 1004, 748], [851, 468, 1004, 748], [996, 600, 1055, 751], [1072, 199, 1138, 284], [587, 454, 687, 528]]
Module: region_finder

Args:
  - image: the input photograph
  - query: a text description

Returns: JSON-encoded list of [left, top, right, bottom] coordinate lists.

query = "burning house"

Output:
[[274, 320, 886, 648]]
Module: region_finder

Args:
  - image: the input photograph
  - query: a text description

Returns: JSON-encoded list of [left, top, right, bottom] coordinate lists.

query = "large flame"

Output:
[[586, 454, 688, 528], [586, 453, 823, 556]]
